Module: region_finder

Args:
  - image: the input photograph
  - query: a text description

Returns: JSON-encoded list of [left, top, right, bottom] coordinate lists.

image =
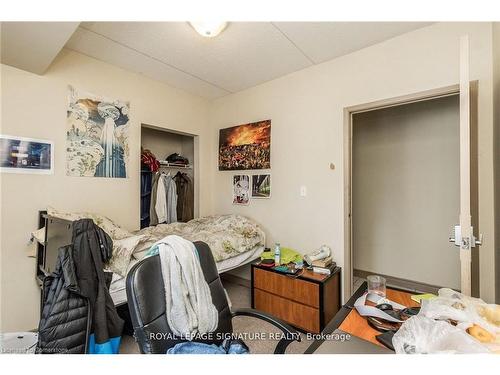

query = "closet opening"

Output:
[[140, 124, 199, 229], [343, 83, 479, 300]]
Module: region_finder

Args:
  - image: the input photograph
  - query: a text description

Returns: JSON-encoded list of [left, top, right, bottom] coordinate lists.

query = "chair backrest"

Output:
[[126, 241, 233, 354]]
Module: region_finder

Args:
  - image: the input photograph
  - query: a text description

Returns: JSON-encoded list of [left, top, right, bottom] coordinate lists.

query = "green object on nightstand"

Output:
[[261, 247, 302, 264]]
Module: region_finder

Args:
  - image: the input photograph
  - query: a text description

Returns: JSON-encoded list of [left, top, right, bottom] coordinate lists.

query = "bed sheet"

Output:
[[110, 245, 264, 306]]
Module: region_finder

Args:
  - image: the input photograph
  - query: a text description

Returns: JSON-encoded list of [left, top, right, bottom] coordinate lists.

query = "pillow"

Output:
[[132, 238, 157, 260], [47, 207, 132, 240], [110, 258, 140, 286], [106, 235, 145, 277]]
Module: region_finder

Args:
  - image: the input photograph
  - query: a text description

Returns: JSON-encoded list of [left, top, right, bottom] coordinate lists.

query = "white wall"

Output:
[[209, 22, 497, 302], [0, 49, 212, 331], [352, 95, 460, 289], [493, 22, 500, 303]]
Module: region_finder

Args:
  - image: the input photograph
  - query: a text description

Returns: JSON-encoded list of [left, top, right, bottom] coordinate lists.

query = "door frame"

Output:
[[343, 82, 479, 299]]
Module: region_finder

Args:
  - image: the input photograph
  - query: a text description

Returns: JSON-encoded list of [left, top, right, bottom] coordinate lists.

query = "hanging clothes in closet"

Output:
[[163, 172, 178, 224], [149, 172, 160, 226], [174, 172, 194, 222], [154, 171, 178, 224], [141, 148, 160, 228]]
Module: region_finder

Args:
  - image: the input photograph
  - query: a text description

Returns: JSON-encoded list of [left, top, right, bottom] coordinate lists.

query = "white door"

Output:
[[453, 35, 482, 296]]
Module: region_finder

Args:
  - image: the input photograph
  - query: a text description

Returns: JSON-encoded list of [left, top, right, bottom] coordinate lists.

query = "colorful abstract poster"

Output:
[[66, 85, 130, 178], [218, 120, 271, 171], [0, 135, 54, 174]]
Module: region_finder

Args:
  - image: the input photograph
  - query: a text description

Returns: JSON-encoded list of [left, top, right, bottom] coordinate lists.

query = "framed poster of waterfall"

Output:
[[66, 85, 130, 178]]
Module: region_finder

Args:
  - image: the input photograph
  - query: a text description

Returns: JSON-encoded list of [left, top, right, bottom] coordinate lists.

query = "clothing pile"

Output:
[[166, 153, 190, 166], [141, 148, 160, 172], [37, 219, 123, 354]]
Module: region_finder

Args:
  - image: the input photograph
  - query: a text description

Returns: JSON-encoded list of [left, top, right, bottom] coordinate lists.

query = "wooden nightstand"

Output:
[[251, 262, 341, 333]]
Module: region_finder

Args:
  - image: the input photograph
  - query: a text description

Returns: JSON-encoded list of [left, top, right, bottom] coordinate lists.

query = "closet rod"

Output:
[[158, 162, 192, 170]]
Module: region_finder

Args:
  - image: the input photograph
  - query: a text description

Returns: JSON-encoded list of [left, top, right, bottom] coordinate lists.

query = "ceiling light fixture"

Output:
[[189, 21, 228, 38]]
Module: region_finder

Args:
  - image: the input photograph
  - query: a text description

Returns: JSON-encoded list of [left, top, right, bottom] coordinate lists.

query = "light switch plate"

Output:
[[300, 186, 307, 197]]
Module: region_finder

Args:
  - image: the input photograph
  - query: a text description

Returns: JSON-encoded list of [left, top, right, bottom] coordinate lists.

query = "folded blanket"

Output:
[[153, 235, 218, 338]]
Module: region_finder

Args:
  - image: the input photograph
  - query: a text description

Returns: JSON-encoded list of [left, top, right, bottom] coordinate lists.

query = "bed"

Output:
[[34, 209, 265, 306]]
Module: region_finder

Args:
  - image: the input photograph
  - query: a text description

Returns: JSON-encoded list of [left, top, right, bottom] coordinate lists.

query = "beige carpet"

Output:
[[223, 280, 313, 354], [119, 280, 313, 354]]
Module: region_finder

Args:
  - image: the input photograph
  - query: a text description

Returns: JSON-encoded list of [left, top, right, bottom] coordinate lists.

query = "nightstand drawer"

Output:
[[253, 268, 319, 308], [254, 289, 320, 333]]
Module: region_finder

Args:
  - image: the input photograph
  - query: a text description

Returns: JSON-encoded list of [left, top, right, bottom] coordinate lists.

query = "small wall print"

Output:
[[251, 174, 271, 198], [0, 135, 54, 174], [66, 85, 130, 178], [219, 120, 271, 171], [233, 175, 250, 205]]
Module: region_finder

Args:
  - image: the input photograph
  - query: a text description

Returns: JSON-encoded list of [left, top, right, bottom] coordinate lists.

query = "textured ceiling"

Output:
[[2, 22, 433, 99]]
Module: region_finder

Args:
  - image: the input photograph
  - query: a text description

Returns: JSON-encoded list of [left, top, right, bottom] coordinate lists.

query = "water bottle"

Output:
[[274, 242, 281, 266]]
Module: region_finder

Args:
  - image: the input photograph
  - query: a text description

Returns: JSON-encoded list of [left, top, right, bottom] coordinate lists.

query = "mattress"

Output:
[[216, 245, 263, 273], [110, 245, 264, 306]]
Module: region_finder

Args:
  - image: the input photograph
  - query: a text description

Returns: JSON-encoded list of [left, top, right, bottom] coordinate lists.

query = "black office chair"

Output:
[[126, 241, 301, 354]]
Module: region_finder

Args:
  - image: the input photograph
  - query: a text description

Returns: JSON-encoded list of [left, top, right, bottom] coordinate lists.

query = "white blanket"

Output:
[[155, 235, 218, 338]]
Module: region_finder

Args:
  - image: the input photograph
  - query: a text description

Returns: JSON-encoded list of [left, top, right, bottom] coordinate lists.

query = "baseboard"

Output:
[[220, 273, 251, 289], [353, 269, 443, 294]]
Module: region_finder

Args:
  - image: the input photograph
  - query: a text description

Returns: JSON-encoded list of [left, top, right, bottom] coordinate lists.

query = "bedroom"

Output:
[[1, 0, 500, 366]]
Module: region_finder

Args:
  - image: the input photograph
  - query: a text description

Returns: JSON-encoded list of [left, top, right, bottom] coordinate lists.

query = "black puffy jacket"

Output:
[[36, 219, 124, 354]]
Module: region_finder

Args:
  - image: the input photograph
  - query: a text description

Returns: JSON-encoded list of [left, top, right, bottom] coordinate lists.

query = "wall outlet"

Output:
[[300, 186, 307, 197]]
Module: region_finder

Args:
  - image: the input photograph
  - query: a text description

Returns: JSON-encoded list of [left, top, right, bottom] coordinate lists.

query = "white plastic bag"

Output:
[[392, 315, 489, 354], [420, 289, 498, 330]]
